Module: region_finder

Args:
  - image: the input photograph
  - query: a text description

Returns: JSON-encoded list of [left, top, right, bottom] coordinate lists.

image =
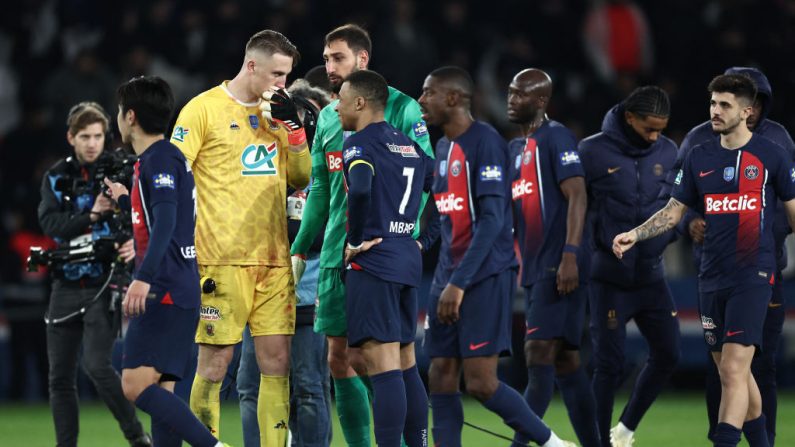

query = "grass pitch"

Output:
[[1, 393, 791, 446]]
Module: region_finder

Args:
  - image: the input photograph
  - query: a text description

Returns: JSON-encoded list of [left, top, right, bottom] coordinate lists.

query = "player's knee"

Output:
[[327, 347, 350, 377], [197, 346, 234, 382], [464, 373, 498, 402], [256, 349, 290, 376], [347, 348, 368, 376], [121, 374, 146, 403], [428, 360, 460, 393], [718, 360, 748, 386], [525, 340, 557, 366], [554, 351, 581, 375]]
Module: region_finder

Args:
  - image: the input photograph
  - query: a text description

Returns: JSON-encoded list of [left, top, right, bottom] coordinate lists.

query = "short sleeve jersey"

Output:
[[509, 120, 589, 286], [431, 121, 514, 293], [131, 140, 200, 308], [170, 82, 292, 266], [342, 122, 433, 287], [672, 134, 795, 292]]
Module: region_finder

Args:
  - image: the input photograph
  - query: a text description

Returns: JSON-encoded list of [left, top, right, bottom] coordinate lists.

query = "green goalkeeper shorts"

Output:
[[314, 268, 347, 337]]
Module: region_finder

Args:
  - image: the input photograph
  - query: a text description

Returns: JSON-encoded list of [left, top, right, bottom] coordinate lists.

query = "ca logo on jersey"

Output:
[[241, 142, 278, 176], [171, 126, 189, 143]]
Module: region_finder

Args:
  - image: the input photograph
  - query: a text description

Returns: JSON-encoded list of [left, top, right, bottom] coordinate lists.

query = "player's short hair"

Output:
[[708, 74, 757, 106], [325, 24, 372, 58], [344, 70, 388, 111], [117, 76, 175, 135], [304, 65, 333, 94], [246, 30, 300, 67], [66, 102, 109, 136], [623, 86, 670, 118], [429, 66, 474, 99]]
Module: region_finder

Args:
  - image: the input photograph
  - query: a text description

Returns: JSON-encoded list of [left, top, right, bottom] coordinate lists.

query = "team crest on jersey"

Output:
[[480, 165, 503, 182], [241, 142, 278, 176], [523, 150, 533, 165], [171, 126, 188, 143], [249, 115, 259, 129], [413, 120, 428, 138], [744, 164, 759, 180], [153, 173, 176, 189], [723, 167, 735, 182], [439, 160, 448, 177], [790, 167, 795, 183], [343, 146, 362, 162], [653, 163, 663, 177], [450, 160, 462, 177], [560, 151, 580, 166], [230, 121, 240, 131]]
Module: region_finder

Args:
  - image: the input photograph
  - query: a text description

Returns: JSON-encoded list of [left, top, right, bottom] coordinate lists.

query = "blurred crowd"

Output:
[[1, 0, 794, 400]]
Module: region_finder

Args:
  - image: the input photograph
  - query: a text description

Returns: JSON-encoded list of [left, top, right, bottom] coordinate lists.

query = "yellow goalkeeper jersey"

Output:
[[171, 82, 310, 266]]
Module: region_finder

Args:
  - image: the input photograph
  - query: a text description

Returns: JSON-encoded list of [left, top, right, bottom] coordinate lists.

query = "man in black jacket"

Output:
[[38, 101, 149, 447]]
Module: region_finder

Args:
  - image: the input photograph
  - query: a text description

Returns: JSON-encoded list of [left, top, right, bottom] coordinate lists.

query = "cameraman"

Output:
[[38, 101, 150, 447]]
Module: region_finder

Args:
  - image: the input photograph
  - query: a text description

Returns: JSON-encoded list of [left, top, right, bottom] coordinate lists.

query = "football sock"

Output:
[[402, 366, 429, 446], [430, 393, 463, 447], [483, 382, 550, 445], [189, 374, 222, 438], [334, 376, 372, 447], [525, 365, 555, 417], [257, 375, 289, 447], [371, 369, 406, 447], [557, 369, 601, 447], [743, 415, 769, 447], [713, 422, 742, 447], [136, 384, 217, 447]]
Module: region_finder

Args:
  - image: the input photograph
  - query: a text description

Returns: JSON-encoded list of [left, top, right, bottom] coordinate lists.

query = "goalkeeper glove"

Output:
[[291, 254, 307, 285], [261, 87, 306, 146]]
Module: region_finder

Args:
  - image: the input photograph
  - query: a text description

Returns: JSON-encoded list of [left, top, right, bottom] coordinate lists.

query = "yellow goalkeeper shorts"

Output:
[[195, 265, 296, 345]]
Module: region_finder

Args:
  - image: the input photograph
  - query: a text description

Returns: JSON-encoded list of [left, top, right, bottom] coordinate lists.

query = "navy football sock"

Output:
[[557, 369, 601, 447], [483, 382, 550, 445], [371, 370, 406, 447], [752, 356, 778, 446], [402, 366, 429, 447], [713, 422, 742, 447], [430, 393, 463, 447], [151, 416, 182, 447], [134, 384, 217, 447], [524, 365, 555, 417], [743, 415, 769, 447]]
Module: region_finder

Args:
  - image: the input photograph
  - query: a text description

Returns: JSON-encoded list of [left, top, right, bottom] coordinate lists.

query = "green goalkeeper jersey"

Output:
[[290, 86, 433, 268]]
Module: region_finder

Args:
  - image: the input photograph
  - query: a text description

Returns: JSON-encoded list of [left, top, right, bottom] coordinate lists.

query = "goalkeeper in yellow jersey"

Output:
[[169, 30, 310, 447]]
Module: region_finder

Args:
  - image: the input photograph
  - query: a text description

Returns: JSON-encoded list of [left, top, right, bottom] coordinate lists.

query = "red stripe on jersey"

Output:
[[434, 142, 472, 265], [130, 162, 150, 263], [513, 138, 544, 256], [736, 151, 764, 266]]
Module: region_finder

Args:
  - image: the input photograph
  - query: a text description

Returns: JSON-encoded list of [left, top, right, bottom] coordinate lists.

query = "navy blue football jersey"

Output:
[[430, 120, 515, 295], [510, 120, 589, 286], [342, 121, 433, 287], [131, 140, 200, 308], [672, 134, 795, 292]]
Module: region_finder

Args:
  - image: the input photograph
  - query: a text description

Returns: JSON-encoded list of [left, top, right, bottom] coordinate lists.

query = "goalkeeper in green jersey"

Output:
[[289, 24, 433, 447]]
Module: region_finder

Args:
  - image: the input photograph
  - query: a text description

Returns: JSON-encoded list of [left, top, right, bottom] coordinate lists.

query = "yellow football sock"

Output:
[[257, 374, 290, 447], [189, 374, 222, 438]]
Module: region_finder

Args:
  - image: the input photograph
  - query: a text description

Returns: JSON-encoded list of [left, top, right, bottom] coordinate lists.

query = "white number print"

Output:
[[399, 167, 415, 215]]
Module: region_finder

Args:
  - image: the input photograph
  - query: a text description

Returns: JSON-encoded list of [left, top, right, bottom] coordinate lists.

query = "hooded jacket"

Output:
[[674, 67, 795, 271], [579, 104, 678, 287]]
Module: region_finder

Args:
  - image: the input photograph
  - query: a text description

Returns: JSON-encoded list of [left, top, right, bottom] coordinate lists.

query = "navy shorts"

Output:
[[345, 269, 417, 348], [524, 278, 587, 348], [123, 296, 199, 381], [424, 269, 515, 359], [700, 282, 771, 352]]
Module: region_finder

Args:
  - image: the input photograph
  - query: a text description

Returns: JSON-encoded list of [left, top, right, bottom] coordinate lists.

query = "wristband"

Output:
[[563, 244, 579, 254], [288, 128, 307, 146], [293, 253, 306, 260]]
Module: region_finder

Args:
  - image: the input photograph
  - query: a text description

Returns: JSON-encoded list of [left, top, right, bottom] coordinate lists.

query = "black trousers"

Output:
[[47, 280, 144, 447]]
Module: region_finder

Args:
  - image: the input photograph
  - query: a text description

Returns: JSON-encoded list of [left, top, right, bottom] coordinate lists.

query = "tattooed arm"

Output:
[[612, 198, 688, 259]]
